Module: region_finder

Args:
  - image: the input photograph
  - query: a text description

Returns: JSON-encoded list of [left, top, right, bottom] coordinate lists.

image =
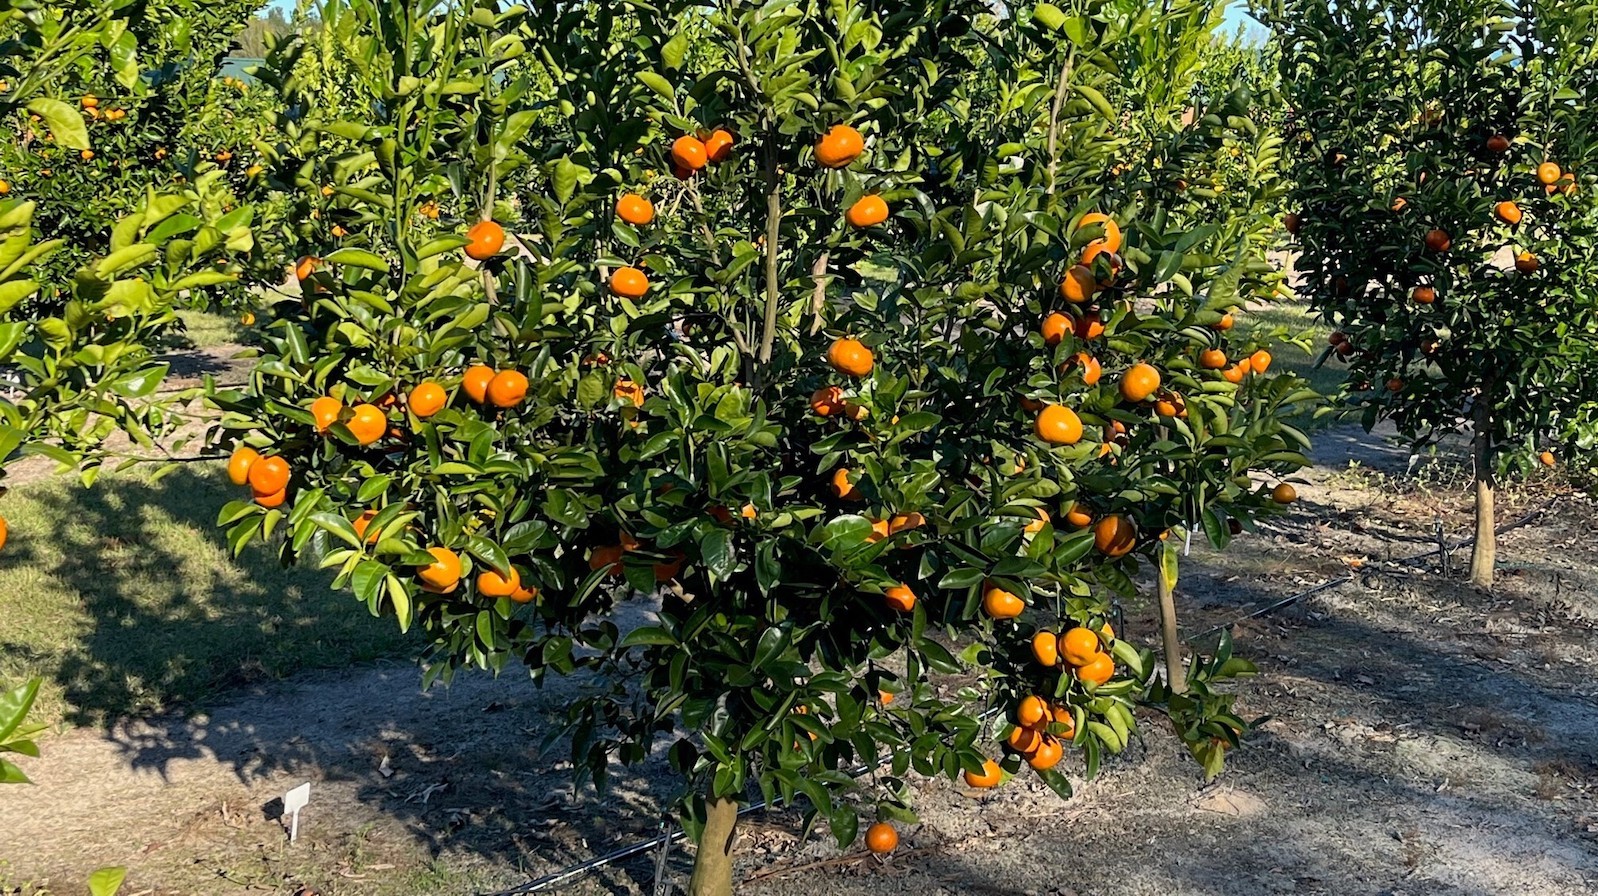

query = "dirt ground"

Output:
[[3, 423, 1597, 896]]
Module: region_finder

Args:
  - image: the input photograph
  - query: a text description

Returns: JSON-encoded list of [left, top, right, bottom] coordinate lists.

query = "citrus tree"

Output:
[[209, 1, 1310, 891], [1262, 0, 1598, 587]]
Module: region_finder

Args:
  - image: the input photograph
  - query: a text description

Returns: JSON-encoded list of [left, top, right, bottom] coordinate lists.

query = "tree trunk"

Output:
[[1470, 402, 1496, 588], [1156, 562, 1187, 694], [688, 796, 738, 896]]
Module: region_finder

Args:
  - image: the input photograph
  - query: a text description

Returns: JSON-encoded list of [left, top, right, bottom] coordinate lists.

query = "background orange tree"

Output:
[[1262, 0, 1598, 587], [210, 1, 1311, 891]]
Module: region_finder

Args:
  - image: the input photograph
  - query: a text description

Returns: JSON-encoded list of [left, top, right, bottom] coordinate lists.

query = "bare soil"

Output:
[[4, 424, 1597, 896]]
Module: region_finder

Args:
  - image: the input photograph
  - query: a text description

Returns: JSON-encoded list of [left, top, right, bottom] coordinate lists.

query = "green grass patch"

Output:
[[0, 464, 416, 726], [160, 309, 250, 351]]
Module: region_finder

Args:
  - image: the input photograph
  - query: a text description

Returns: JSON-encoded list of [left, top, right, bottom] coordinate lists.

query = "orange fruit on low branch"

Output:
[[1515, 251, 1538, 274], [671, 134, 708, 171], [1487, 134, 1510, 153], [1537, 161, 1561, 185], [294, 255, 320, 281], [1093, 514, 1137, 558], [247, 456, 290, 495], [610, 266, 650, 298], [478, 565, 521, 598], [227, 447, 259, 486], [1222, 363, 1247, 384], [254, 488, 287, 508], [827, 337, 874, 377], [982, 583, 1025, 619], [1075, 652, 1115, 686], [830, 467, 863, 501], [1026, 736, 1063, 770], [1119, 363, 1161, 402], [809, 386, 844, 416], [1041, 312, 1070, 346], [463, 365, 495, 404], [1060, 265, 1097, 304], [864, 822, 898, 854], [1540, 450, 1556, 468], [884, 584, 916, 612], [417, 548, 462, 594], [310, 396, 342, 433], [1076, 212, 1122, 254], [1017, 695, 1049, 727], [1007, 724, 1042, 755], [487, 370, 529, 408], [408, 382, 447, 418], [1272, 483, 1298, 504], [1061, 627, 1102, 667], [1424, 228, 1451, 252], [846, 195, 889, 228], [1031, 631, 1060, 667], [613, 378, 645, 406], [815, 124, 864, 168], [889, 512, 925, 534], [465, 220, 506, 260], [616, 193, 655, 226], [1411, 286, 1436, 305], [351, 509, 380, 544], [1076, 314, 1105, 341], [1199, 348, 1227, 370], [347, 403, 387, 446], [963, 759, 1003, 789], [1066, 352, 1101, 385], [1064, 504, 1093, 528], [1495, 201, 1522, 225], [704, 128, 735, 164], [1250, 349, 1273, 375], [1213, 313, 1235, 331], [1035, 404, 1083, 445], [589, 545, 624, 577]]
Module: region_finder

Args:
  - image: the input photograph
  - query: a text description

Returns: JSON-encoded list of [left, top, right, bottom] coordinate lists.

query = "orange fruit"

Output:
[[478, 565, 521, 598], [465, 220, 506, 260], [310, 396, 343, 433], [671, 135, 708, 171], [1120, 363, 1161, 402], [254, 488, 288, 508], [1076, 315, 1105, 341], [610, 265, 650, 298], [704, 128, 735, 164], [1017, 695, 1049, 727], [1041, 312, 1070, 346], [1099, 622, 1115, 641], [1411, 286, 1436, 305], [510, 585, 540, 604], [1222, 363, 1247, 384], [1064, 504, 1093, 529], [653, 550, 685, 581], [1030, 631, 1060, 667], [810, 386, 844, 416], [1024, 507, 1049, 534], [963, 759, 1003, 789], [81, 95, 98, 109], [1061, 627, 1103, 666], [981, 583, 1025, 619], [1026, 736, 1063, 770], [1424, 228, 1451, 252], [1495, 201, 1522, 225], [846, 195, 889, 228], [1537, 161, 1561, 185], [1515, 251, 1538, 274], [1075, 652, 1115, 686], [1076, 212, 1122, 254], [247, 456, 290, 495], [294, 255, 320, 281], [1153, 393, 1183, 418], [815, 124, 864, 168], [0, 516, 6, 552], [884, 584, 916, 612], [408, 382, 447, 418], [1249, 349, 1273, 375], [487, 370, 529, 408], [589, 545, 624, 576], [1035, 404, 1083, 446], [827, 338, 874, 377], [417, 546, 462, 593], [1391, 196, 1408, 213], [1059, 265, 1097, 303], [1213, 313, 1235, 331], [1007, 724, 1043, 755], [1199, 348, 1227, 370], [351, 509, 380, 544], [831, 468, 863, 501], [1487, 134, 1510, 153], [864, 822, 898, 854], [616, 193, 655, 226], [1050, 705, 1076, 739], [613, 378, 645, 406], [227, 447, 259, 485], [1272, 483, 1298, 504], [889, 512, 925, 534], [1067, 352, 1102, 385], [1093, 514, 1137, 558], [1540, 450, 1556, 468], [866, 517, 891, 543], [346, 403, 386, 446], [463, 365, 495, 403]]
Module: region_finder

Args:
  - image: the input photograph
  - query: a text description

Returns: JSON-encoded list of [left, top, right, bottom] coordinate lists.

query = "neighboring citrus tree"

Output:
[[209, 1, 1310, 892], [1263, 0, 1598, 587]]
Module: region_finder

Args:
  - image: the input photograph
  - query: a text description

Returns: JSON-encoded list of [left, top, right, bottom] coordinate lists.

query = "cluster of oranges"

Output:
[[415, 544, 539, 603], [588, 532, 685, 582], [1002, 694, 1078, 772], [669, 127, 736, 178], [227, 447, 291, 508], [80, 94, 127, 123], [1031, 626, 1116, 685]]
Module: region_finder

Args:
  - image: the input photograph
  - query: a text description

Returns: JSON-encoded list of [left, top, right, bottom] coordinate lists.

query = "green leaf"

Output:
[[662, 31, 690, 70], [637, 71, 676, 102], [1072, 84, 1116, 120], [0, 678, 40, 743], [620, 626, 678, 648], [26, 99, 89, 150], [325, 248, 389, 271], [88, 867, 127, 896], [1033, 3, 1068, 30]]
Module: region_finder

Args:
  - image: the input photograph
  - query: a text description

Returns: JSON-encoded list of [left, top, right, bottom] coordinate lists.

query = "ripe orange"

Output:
[[963, 759, 1003, 789], [227, 446, 259, 485], [827, 337, 874, 377], [1515, 251, 1538, 274], [1487, 134, 1510, 153], [510, 585, 540, 604], [248, 456, 290, 495], [613, 378, 646, 406], [616, 193, 655, 226], [704, 128, 735, 164], [815, 124, 864, 168], [1076, 315, 1105, 341], [1424, 228, 1451, 252], [294, 255, 320, 281], [346, 404, 386, 446], [1154, 393, 1183, 418], [1017, 695, 1049, 727], [846, 195, 889, 228], [831, 467, 863, 501], [1007, 724, 1042, 755], [889, 512, 925, 534], [1411, 286, 1436, 305], [1250, 349, 1273, 375], [1041, 312, 1070, 346], [982, 583, 1025, 619], [478, 565, 521, 598], [1061, 627, 1102, 667], [1064, 504, 1093, 528], [1059, 265, 1096, 303], [254, 488, 287, 508], [867, 517, 891, 544], [487, 370, 529, 408], [1537, 161, 1561, 185], [1539, 450, 1556, 468], [417, 546, 462, 593], [408, 382, 447, 418], [1076, 212, 1122, 254], [352, 509, 380, 544], [1495, 201, 1522, 225], [463, 365, 495, 403], [1024, 507, 1048, 534], [1026, 736, 1063, 770], [810, 386, 844, 416], [1031, 631, 1060, 667], [1035, 404, 1083, 446], [1120, 363, 1161, 402], [1222, 363, 1247, 385], [671, 135, 708, 171], [610, 265, 650, 298], [1391, 196, 1409, 213], [1093, 514, 1137, 558], [1213, 313, 1235, 331], [1199, 348, 1227, 370], [1050, 704, 1076, 739], [0, 516, 7, 552], [864, 822, 898, 854], [465, 220, 506, 260], [81, 94, 98, 109], [1272, 483, 1297, 504], [1067, 352, 1102, 385], [590, 545, 624, 576], [310, 396, 343, 433], [884, 584, 916, 612], [1075, 652, 1115, 686]]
